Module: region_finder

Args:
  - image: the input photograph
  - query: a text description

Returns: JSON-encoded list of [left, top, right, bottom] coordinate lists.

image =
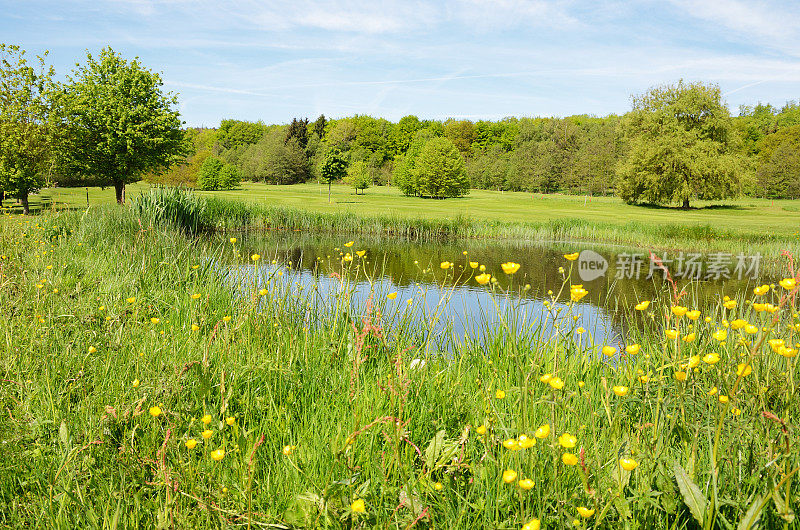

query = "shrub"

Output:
[[196, 156, 223, 190], [218, 164, 241, 190]]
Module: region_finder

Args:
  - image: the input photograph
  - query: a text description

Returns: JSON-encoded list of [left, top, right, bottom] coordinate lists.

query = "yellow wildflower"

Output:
[[702, 353, 720, 365], [558, 432, 577, 448], [534, 424, 550, 439], [562, 453, 578, 465], [475, 273, 491, 285], [620, 457, 638, 471], [564, 252, 579, 261], [518, 478, 535, 490], [501, 262, 521, 274], [502, 469, 518, 483], [635, 300, 650, 310]]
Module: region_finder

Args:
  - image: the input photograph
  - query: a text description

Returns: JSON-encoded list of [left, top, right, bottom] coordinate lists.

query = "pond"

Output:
[[217, 231, 772, 352]]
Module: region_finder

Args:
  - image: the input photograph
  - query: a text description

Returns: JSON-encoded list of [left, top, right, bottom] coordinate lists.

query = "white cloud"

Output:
[[669, 0, 800, 56]]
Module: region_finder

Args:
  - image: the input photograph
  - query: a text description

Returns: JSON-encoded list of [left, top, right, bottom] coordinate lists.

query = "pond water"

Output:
[[216, 231, 772, 352]]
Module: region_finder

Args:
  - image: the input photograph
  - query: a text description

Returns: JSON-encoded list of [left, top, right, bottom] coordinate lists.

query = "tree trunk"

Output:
[[0, 190, 4, 208], [114, 180, 126, 204], [20, 193, 29, 215], [682, 198, 690, 209], [328, 181, 331, 204]]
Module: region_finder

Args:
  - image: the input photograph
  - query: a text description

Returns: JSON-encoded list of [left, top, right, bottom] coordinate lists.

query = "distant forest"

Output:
[[144, 101, 800, 199]]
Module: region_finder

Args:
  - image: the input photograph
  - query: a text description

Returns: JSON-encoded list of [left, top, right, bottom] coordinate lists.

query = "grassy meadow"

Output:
[[1, 198, 799, 528], [21, 182, 800, 259]]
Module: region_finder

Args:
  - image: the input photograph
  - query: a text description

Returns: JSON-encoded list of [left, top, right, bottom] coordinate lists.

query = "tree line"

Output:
[[2, 42, 800, 215], [155, 86, 800, 205]]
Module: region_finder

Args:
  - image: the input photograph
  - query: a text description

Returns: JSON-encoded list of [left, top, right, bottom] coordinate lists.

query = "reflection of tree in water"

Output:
[[210, 230, 774, 338]]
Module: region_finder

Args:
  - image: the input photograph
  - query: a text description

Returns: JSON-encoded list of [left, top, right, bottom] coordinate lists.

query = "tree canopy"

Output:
[[0, 44, 56, 214], [58, 47, 185, 203], [616, 81, 742, 208]]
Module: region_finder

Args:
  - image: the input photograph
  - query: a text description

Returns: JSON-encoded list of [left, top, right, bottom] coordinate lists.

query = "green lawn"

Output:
[[29, 182, 800, 238]]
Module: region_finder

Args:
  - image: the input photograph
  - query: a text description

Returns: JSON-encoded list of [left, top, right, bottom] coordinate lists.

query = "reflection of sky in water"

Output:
[[228, 263, 623, 353]]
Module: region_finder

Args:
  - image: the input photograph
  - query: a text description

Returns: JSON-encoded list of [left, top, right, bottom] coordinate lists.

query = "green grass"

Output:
[[1, 206, 798, 528], [24, 182, 800, 257]]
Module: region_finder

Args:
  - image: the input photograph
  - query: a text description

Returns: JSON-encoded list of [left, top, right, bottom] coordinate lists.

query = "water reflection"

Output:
[[216, 231, 770, 352]]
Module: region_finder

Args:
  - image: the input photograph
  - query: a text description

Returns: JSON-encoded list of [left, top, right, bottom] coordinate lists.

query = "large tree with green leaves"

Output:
[[413, 137, 469, 198], [58, 47, 185, 203], [616, 81, 742, 208], [0, 44, 56, 214]]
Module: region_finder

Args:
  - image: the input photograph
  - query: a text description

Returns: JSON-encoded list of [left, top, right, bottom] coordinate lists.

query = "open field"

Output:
[[28, 182, 800, 240], [1, 204, 799, 528]]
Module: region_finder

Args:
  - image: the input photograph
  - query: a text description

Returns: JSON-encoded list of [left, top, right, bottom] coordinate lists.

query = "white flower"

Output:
[[409, 359, 426, 369]]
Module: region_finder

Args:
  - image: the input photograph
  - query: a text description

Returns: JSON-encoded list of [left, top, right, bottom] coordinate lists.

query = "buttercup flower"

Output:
[[570, 285, 588, 302], [602, 345, 617, 357], [702, 353, 720, 365], [564, 252, 579, 261], [620, 457, 638, 471], [518, 478, 535, 490], [534, 424, 550, 439], [625, 344, 640, 355], [635, 301, 650, 310], [558, 432, 577, 448], [211, 448, 225, 461], [577, 507, 595, 518], [665, 329, 679, 340], [612, 385, 629, 396], [780, 278, 797, 290], [475, 273, 491, 285], [502, 469, 518, 483], [501, 262, 521, 274], [185, 439, 197, 449], [522, 518, 541, 530], [562, 453, 578, 465], [387, 292, 398, 300], [149, 406, 162, 417]]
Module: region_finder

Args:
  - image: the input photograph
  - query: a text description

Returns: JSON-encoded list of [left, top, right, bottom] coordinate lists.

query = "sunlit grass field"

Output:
[[1, 202, 798, 528], [28, 182, 800, 243]]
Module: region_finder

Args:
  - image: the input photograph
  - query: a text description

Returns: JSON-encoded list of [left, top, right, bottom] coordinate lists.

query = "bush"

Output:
[[218, 164, 241, 190], [196, 156, 223, 190]]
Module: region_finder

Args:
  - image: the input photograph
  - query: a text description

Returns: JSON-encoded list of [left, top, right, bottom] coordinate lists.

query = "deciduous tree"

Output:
[[616, 81, 742, 208], [0, 44, 56, 214], [58, 47, 186, 203]]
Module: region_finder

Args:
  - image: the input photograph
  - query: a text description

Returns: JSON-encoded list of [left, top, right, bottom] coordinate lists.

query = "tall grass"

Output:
[[1, 207, 798, 528], [131, 185, 207, 233]]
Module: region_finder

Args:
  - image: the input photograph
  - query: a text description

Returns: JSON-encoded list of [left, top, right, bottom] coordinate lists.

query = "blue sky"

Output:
[[2, 0, 799, 127]]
